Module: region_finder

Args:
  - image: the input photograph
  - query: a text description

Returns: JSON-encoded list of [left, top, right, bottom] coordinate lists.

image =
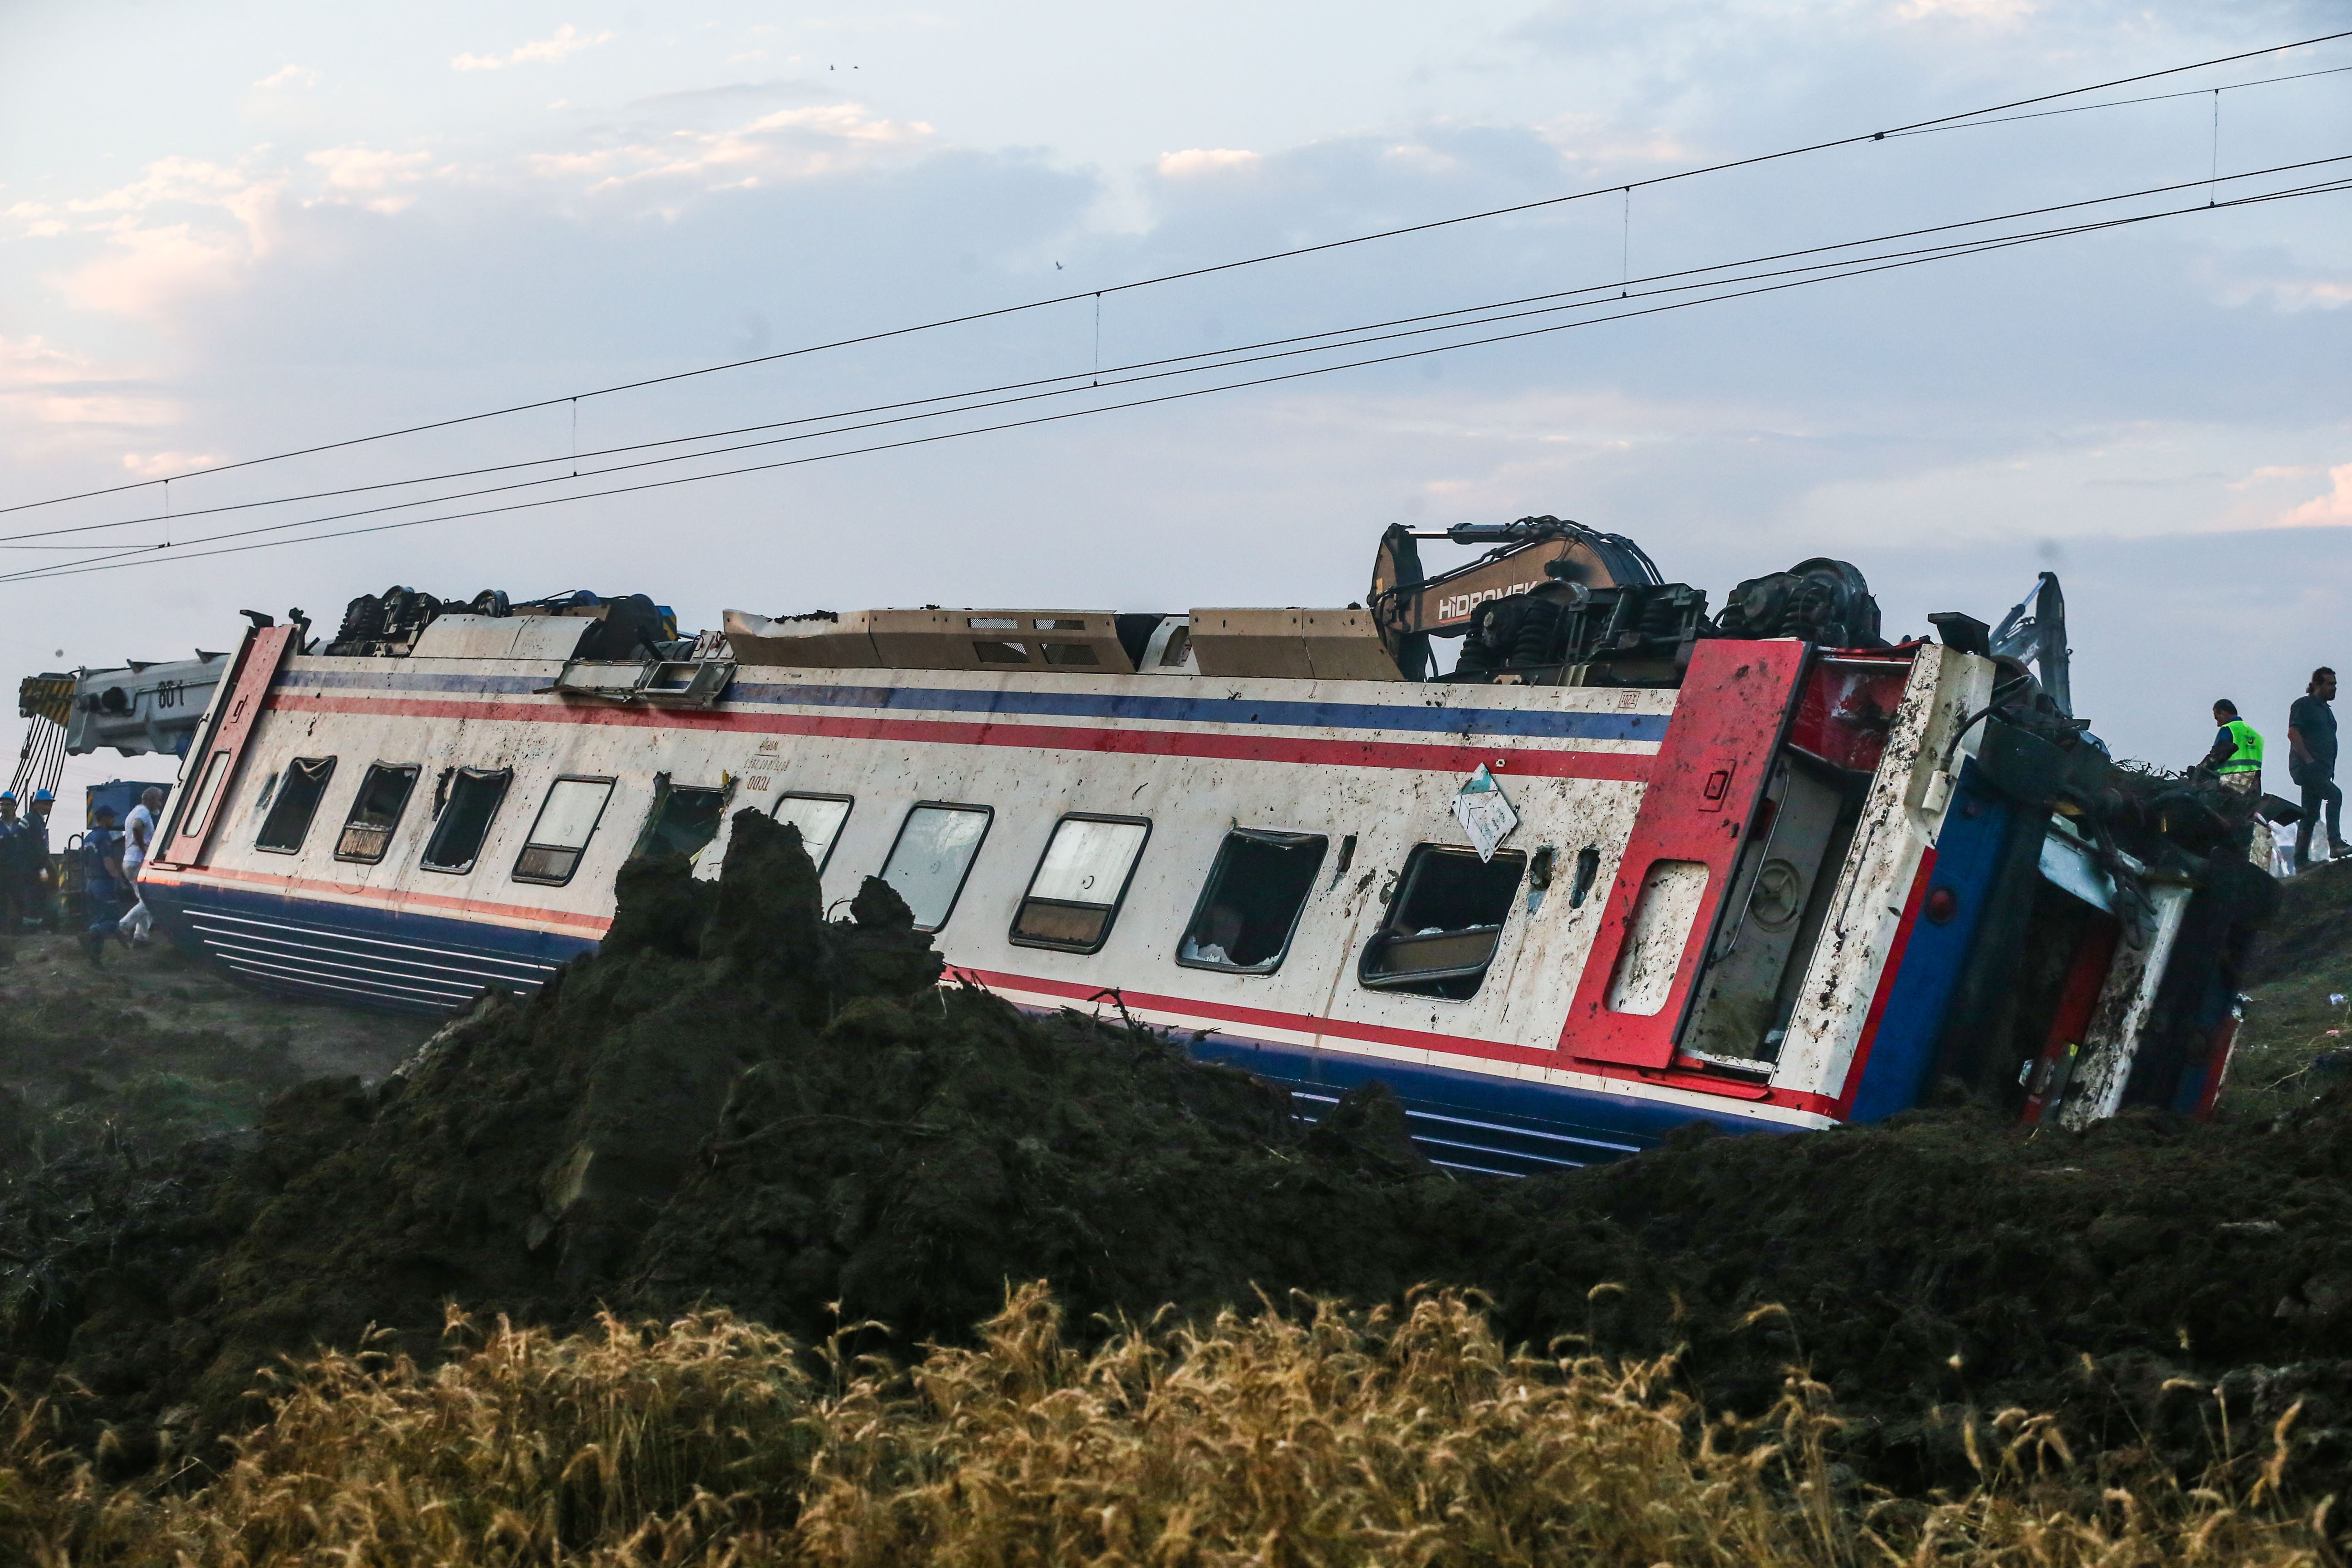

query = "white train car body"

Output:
[[132, 604, 2211, 1174]]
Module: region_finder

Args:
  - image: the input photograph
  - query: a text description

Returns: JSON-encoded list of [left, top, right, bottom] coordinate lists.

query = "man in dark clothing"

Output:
[[2289, 666, 2344, 869], [24, 789, 56, 931], [0, 793, 29, 932], [80, 805, 131, 965]]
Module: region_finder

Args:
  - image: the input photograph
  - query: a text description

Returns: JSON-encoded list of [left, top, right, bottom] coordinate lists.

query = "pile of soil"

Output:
[[3, 811, 2347, 1498]]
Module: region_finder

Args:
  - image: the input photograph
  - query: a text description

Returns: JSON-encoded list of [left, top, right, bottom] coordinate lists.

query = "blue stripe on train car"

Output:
[[140, 880, 598, 1015], [1187, 1030, 1791, 1176], [1843, 759, 2015, 1122], [274, 667, 1672, 744], [142, 883, 1790, 1173]]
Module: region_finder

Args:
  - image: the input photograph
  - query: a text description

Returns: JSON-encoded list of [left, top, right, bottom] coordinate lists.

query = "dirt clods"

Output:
[[2, 808, 2349, 1501]]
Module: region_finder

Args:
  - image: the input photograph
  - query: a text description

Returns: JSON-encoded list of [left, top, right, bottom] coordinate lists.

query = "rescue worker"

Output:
[[2288, 666, 2345, 868], [118, 785, 164, 943], [0, 792, 29, 933], [25, 789, 57, 930], [80, 803, 131, 965], [2202, 700, 2264, 795]]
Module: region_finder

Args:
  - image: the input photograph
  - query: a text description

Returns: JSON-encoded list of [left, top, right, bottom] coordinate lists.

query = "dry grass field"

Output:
[[3, 1284, 2339, 1567]]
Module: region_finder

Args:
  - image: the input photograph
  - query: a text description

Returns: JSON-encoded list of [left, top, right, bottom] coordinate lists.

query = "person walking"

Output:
[[118, 785, 163, 943], [2202, 699, 2265, 795], [79, 804, 132, 965], [2289, 666, 2345, 868]]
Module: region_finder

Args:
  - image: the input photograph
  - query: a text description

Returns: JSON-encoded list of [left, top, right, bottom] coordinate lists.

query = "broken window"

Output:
[[1011, 814, 1150, 952], [513, 776, 614, 886], [334, 763, 421, 864], [1177, 829, 1327, 974], [421, 768, 512, 875], [771, 793, 852, 872], [635, 777, 728, 862], [973, 641, 1029, 663], [176, 748, 232, 845], [881, 803, 991, 931], [1358, 845, 1526, 1001], [255, 756, 336, 854]]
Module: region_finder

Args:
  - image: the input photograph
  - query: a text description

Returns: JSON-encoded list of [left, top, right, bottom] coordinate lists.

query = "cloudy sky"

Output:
[[3, 0, 2348, 800]]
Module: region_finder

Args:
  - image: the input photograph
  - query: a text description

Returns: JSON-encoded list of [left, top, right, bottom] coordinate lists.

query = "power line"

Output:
[[5, 170, 2341, 589], [20, 149, 2350, 546], [1885, 62, 2352, 138], [4, 26, 2347, 519]]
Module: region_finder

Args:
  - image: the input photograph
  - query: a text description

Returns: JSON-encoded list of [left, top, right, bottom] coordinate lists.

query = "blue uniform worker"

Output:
[[0, 791, 31, 932], [80, 806, 130, 964], [25, 789, 57, 930]]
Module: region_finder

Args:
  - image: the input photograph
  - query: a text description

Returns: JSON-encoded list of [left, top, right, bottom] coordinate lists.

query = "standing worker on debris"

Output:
[[2288, 666, 2344, 867], [117, 785, 163, 944], [79, 804, 132, 965], [2202, 699, 2264, 795]]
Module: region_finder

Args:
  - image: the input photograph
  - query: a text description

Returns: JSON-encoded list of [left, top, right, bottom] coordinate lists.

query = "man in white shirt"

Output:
[[118, 786, 164, 945]]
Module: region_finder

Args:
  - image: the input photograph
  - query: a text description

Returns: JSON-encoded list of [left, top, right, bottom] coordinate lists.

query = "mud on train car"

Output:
[[105, 520, 2278, 1174]]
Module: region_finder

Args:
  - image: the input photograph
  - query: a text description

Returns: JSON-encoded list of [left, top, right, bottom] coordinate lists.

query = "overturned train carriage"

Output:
[[119, 528, 2271, 1174]]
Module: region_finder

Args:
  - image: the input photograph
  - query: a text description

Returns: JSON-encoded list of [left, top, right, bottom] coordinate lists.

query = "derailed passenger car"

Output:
[[96, 521, 2276, 1172]]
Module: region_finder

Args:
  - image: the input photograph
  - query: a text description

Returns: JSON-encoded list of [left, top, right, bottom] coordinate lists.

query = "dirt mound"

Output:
[[0, 814, 1462, 1465], [3, 810, 2349, 1498], [2244, 855, 2352, 987]]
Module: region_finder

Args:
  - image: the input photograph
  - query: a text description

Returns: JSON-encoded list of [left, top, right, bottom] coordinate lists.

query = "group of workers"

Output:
[[0, 788, 58, 934], [0, 782, 166, 962], [2206, 665, 2345, 871]]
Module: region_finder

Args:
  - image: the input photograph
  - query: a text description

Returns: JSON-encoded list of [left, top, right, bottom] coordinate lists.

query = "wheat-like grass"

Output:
[[0, 1286, 2337, 1566]]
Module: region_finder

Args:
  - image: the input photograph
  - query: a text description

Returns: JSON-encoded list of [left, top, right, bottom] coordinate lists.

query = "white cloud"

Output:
[[0, 336, 177, 426], [2279, 464, 2352, 528], [526, 103, 932, 194], [121, 450, 225, 476], [453, 24, 614, 72], [304, 145, 431, 191], [1896, 0, 2036, 22], [35, 157, 285, 320], [252, 63, 319, 89], [1156, 148, 1261, 178]]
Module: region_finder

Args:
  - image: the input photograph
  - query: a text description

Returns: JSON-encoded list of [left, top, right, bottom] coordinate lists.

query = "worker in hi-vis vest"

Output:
[[2203, 698, 2265, 796]]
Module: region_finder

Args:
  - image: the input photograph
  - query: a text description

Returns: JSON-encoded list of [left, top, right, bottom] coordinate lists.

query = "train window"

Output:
[[255, 756, 337, 854], [1010, 814, 1151, 953], [771, 793, 852, 872], [334, 763, 421, 864], [635, 776, 728, 863], [1177, 829, 1326, 974], [176, 748, 231, 843], [513, 776, 615, 885], [421, 768, 512, 875], [881, 803, 992, 932], [1358, 845, 1525, 1000]]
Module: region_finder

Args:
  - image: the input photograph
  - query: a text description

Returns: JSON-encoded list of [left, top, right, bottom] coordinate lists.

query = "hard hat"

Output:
[[0, 790, 13, 801], [31, 789, 54, 802]]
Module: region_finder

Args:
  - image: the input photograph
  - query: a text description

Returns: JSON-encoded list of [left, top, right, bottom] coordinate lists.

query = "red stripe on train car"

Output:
[[264, 693, 1657, 782], [957, 965, 1839, 1120]]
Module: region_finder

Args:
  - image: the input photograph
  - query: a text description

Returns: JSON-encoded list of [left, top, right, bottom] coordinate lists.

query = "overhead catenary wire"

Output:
[[1882, 62, 2352, 138], [17, 148, 2352, 548], [3, 169, 2342, 590], [10, 168, 2350, 582], [3, 25, 2347, 519]]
